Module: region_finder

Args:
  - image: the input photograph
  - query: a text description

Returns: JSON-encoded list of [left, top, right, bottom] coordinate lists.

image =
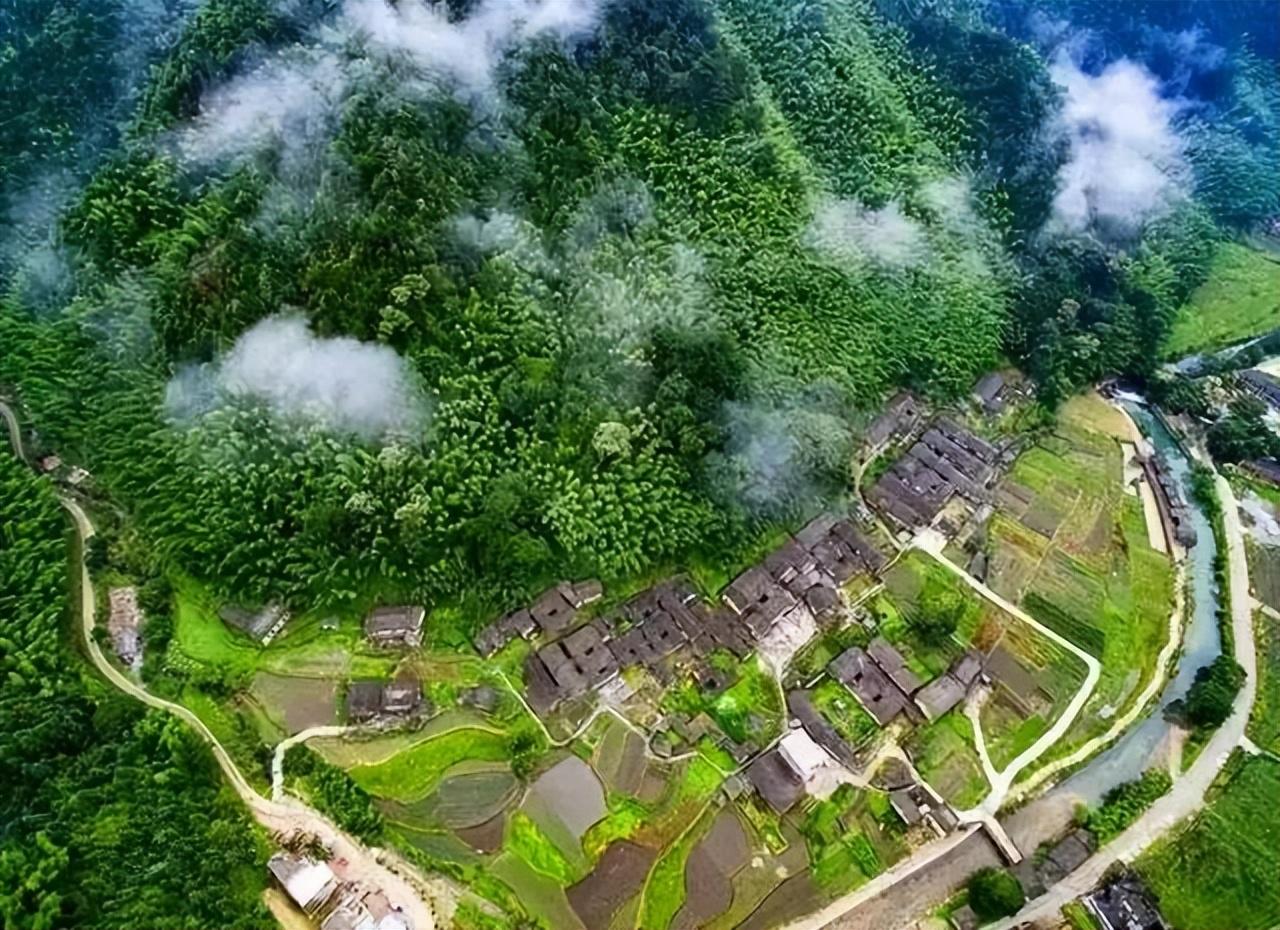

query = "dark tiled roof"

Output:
[[914, 674, 965, 721], [827, 646, 910, 726], [867, 637, 923, 695], [347, 680, 383, 721], [745, 750, 805, 814], [364, 605, 425, 638], [530, 587, 578, 634]]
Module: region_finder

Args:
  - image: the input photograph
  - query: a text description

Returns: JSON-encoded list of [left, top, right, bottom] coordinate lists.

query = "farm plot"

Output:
[[249, 672, 336, 733], [1247, 540, 1280, 611], [347, 726, 510, 802], [1138, 756, 1280, 930], [385, 763, 519, 832], [669, 808, 751, 930], [979, 620, 1089, 770], [703, 819, 809, 930], [519, 755, 608, 875], [1248, 608, 1280, 754], [906, 710, 988, 809], [567, 841, 657, 930], [986, 394, 1173, 761], [592, 716, 647, 797], [798, 784, 905, 896]]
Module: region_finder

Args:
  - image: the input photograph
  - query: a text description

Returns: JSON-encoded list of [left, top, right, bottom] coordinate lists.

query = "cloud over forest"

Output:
[[166, 315, 428, 440], [1048, 54, 1186, 237]]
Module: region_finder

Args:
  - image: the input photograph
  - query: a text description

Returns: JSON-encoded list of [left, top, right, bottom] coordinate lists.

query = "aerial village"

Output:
[[81, 365, 1229, 930]]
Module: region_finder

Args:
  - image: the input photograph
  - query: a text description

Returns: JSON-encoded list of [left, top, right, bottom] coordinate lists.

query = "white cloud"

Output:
[[1049, 54, 1186, 237], [166, 315, 428, 440], [344, 0, 600, 96], [805, 197, 927, 269], [175, 0, 602, 167], [177, 48, 347, 166]]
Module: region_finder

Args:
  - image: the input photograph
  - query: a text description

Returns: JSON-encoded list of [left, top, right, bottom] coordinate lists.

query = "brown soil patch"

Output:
[[670, 810, 751, 929], [251, 672, 336, 733], [737, 872, 825, 930], [454, 811, 506, 853], [566, 841, 656, 930]]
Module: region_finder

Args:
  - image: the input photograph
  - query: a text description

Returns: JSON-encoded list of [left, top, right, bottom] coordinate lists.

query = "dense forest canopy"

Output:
[[0, 0, 1277, 627], [0, 449, 270, 929]]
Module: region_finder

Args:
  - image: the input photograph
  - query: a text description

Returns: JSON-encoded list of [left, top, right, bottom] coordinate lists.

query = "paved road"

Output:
[[988, 474, 1258, 928], [1, 400, 439, 930]]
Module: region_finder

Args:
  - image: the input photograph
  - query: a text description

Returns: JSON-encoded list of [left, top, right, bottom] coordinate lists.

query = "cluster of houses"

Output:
[[268, 851, 409, 930], [346, 677, 427, 724], [476, 514, 889, 718], [1139, 451, 1197, 549], [828, 638, 983, 727], [867, 417, 1011, 539]]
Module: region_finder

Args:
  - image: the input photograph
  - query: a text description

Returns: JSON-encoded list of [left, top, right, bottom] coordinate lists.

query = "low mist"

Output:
[[165, 314, 429, 441]]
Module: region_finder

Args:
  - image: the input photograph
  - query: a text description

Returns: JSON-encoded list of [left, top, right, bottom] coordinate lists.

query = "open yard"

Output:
[[811, 678, 879, 748], [906, 710, 988, 809], [1165, 242, 1280, 358], [986, 394, 1173, 762], [1137, 755, 1280, 930]]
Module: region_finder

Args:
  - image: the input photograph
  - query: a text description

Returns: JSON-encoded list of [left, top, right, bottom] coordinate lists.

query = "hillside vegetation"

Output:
[[2, 0, 1271, 627], [0, 446, 270, 929]]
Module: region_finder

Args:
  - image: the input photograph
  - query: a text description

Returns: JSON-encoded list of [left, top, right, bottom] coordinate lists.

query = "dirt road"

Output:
[[1, 400, 438, 930]]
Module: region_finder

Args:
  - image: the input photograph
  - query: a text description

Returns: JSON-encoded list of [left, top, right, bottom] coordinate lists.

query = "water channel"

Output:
[[1004, 398, 1223, 850]]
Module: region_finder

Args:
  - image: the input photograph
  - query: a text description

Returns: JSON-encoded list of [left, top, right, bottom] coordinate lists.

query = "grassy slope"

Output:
[[348, 727, 510, 802], [1248, 608, 1280, 754], [1138, 756, 1280, 930], [1165, 242, 1280, 357]]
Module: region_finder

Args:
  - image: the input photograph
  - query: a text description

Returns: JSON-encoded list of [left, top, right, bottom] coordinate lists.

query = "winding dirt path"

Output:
[[1, 400, 439, 930]]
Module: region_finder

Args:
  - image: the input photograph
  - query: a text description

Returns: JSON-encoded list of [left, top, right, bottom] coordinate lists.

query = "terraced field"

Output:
[[986, 394, 1174, 761]]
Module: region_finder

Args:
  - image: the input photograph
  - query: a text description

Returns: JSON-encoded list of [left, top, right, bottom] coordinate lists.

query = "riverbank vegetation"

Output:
[[1080, 769, 1172, 844], [1137, 754, 1280, 930]]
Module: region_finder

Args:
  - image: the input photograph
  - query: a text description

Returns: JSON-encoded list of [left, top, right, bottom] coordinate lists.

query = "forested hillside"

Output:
[[0, 447, 270, 929], [1, 0, 1277, 625]]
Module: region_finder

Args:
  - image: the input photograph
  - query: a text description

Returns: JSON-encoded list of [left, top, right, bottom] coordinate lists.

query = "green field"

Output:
[[638, 803, 716, 930], [1138, 756, 1280, 930], [1248, 609, 1280, 754], [878, 551, 990, 679], [506, 811, 583, 885], [987, 394, 1173, 764], [906, 710, 988, 809], [348, 727, 510, 802], [1165, 243, 1280, 358]]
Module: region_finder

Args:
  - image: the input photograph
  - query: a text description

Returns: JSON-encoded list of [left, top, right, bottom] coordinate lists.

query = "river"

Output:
[[1004, 398, 1223, 851]]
